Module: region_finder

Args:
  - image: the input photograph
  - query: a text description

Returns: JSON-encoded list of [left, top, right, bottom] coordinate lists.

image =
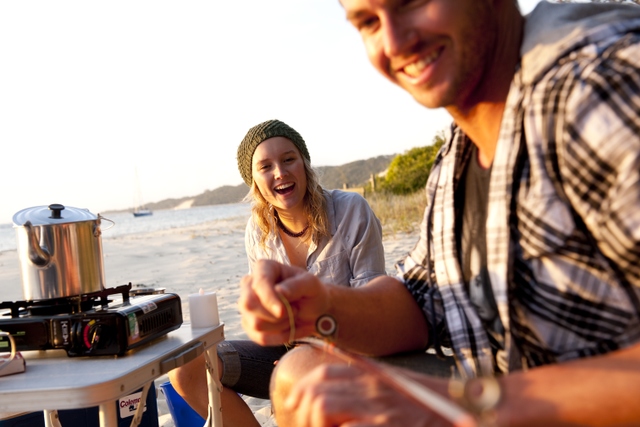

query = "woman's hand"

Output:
[[239, 259, 331, 346]]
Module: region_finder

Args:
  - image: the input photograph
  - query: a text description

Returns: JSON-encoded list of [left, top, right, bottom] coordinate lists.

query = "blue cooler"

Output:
[[158, 381, 205, 427]]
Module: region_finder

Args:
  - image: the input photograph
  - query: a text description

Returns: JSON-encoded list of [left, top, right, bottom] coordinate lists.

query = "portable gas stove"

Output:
[[0, 283, 183, 357]]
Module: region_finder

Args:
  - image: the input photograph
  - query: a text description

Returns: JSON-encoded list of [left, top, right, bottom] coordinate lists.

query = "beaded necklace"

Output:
[[274, 210, 309, 238]]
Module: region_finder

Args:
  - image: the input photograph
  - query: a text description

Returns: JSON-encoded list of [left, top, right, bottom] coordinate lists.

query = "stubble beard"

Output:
[[410, 4, 498, 112]]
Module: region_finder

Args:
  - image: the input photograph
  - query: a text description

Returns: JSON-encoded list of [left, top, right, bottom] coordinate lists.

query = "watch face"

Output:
[[316, 314, 337, 337]]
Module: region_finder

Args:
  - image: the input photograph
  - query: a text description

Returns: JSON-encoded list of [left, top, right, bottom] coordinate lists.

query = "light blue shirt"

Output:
[[245, 189, 386, 287]]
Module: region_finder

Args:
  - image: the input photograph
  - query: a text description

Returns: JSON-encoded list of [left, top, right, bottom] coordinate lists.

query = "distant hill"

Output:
[[316, 155, 394, 190], [116, 154, 395, 213]]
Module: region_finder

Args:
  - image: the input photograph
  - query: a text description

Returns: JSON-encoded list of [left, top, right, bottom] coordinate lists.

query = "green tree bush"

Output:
[[379, 133, 444, 195]]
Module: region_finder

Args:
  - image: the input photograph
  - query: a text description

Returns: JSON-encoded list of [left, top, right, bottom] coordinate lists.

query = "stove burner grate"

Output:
[[0, 283, 132, 318]]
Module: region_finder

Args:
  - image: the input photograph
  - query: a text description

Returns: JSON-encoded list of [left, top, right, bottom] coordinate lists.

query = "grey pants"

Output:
[[218, 339, 457, 400]]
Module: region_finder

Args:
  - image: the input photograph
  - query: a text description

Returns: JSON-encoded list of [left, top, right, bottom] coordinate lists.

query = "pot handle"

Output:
[[23, 221, 51, 267], [97, 215, 115, 235]]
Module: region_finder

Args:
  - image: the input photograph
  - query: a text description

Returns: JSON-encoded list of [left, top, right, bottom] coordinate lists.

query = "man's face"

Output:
[[341, 0, 497, 111]]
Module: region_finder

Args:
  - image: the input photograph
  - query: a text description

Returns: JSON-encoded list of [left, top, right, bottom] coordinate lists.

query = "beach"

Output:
[[0, 214, 416, 426]]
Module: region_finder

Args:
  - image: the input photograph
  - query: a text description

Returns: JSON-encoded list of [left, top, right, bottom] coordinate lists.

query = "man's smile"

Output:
[[395, 44, 445, 84]]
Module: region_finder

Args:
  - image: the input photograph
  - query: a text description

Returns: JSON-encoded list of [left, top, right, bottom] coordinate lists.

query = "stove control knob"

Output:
[[82, 320, 103, 353], [88, 324, 103, 352]]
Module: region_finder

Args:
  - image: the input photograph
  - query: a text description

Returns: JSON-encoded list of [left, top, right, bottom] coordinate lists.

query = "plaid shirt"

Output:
[[396, 2, 640, 378]]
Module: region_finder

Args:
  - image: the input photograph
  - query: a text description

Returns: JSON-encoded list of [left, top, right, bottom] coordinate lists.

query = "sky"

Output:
[[0, 0, 542, 224]]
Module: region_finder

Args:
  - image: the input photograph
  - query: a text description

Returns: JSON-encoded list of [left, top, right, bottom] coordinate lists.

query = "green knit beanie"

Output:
[[237, 119, 311, 186]]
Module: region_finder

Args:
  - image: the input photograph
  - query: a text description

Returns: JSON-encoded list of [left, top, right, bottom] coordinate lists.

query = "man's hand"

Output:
[[238, 259, 331, 346], [281, 362, 462, 427]]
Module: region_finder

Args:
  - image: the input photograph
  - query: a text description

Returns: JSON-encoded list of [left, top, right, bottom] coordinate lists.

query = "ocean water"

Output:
[[0, 203, 251, 253]]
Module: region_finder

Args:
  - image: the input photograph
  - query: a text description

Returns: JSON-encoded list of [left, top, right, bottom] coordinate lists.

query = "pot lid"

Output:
[[13, 204, 98, 226]]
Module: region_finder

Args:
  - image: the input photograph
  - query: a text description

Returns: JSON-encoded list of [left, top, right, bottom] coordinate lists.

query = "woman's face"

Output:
[[251, 137, 308, 213]]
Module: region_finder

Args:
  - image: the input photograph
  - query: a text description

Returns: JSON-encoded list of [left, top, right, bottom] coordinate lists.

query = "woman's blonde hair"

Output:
[[246, 155, 329, 249]]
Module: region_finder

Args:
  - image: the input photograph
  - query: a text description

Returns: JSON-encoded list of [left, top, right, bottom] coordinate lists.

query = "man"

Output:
[[239, 0, 640, 425]]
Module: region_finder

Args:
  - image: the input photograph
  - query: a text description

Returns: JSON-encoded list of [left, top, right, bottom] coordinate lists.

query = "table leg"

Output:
[[204, 345, 223, 427], [99, 402, 118, 427], [130, 382, 152, 427], [43, 410, 62, 427]]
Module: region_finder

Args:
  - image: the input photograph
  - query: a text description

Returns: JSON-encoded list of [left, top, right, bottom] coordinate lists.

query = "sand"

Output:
[[0, 215, 417, 426]]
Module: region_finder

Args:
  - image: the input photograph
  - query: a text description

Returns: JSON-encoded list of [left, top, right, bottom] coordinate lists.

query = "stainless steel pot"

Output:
[[12, 203, 112, 300]]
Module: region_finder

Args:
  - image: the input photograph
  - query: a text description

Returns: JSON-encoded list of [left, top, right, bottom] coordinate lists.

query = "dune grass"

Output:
[[366, 191, 426, 236]]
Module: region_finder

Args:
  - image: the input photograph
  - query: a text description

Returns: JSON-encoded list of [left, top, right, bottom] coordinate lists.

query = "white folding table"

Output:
[[0, 323, 224, 427]]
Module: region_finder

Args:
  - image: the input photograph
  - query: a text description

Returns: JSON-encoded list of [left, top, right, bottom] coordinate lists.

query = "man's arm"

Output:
[[238, 259, 429, 355], [324, 275, 430, 355], [496, 341, 640, 426], [280, 341, 640, 427]]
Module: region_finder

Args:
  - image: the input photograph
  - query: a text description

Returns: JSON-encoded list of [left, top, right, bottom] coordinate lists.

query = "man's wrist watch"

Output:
[[315, 314, 337, 341]]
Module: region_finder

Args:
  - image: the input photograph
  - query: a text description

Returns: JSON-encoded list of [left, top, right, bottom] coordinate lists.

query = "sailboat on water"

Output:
[[133, 207, 153, 217], [133, 168, 153, 217]]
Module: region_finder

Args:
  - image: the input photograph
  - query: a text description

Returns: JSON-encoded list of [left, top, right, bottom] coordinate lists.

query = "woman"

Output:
[[169, 119, 386, 426]]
